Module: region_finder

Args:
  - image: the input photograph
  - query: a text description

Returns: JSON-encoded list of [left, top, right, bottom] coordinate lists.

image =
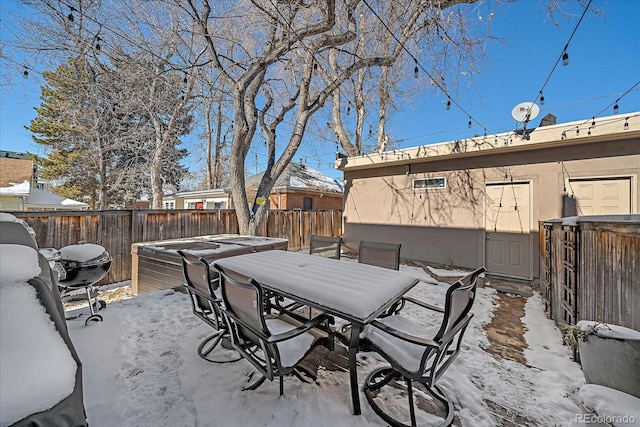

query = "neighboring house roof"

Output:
[[165, 188, 230, 199], [0, 158, 33, 196], [24, 188, 88, 210], [246, 162, 343, 194]]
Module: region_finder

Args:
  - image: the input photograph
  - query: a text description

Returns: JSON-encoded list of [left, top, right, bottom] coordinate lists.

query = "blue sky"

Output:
[[1, 0, 639, 181]]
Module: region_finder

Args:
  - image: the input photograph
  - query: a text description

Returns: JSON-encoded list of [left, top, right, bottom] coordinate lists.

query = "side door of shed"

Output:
[[485, 182, 532, 279]]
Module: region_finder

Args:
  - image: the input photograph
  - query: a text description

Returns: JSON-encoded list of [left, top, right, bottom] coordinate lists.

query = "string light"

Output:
[[414, 59, 418, 78], [624, 118, 629, 130], [539, 92, 545, 105], [576, 128, 580, 135], [467, 117, 472, 129], [67, 6, 75, 22], [591, 117, 596, 127], [561, 131, 567, 140], [587, 127, 592, 135], [22, 68, 28, 78], [346, 105, 350, 116], [562, 51, 569, 66], [613, 103, 619, 114], [446, 99, 451, 110]]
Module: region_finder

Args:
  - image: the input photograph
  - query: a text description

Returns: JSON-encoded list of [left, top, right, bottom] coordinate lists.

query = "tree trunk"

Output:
[[213, 97, 224, 188], [204, 100, 213, 188]]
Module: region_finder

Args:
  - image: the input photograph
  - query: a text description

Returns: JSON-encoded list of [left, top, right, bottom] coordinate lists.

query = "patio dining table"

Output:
[[213, 249, 419, 415]]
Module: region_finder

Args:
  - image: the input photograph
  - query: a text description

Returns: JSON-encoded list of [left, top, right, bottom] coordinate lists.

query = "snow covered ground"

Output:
[[61, 262, 640, 427]]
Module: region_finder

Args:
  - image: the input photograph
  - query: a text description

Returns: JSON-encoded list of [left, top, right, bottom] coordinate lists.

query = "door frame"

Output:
[[484, 180, 534, 280]]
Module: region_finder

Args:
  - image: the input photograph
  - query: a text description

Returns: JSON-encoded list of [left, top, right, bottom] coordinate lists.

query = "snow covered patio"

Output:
[[62, 262, 639, 426]]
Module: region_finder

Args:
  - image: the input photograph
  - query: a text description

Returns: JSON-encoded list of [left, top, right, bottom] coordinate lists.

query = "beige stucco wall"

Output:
[[340, 115, 640, 280]]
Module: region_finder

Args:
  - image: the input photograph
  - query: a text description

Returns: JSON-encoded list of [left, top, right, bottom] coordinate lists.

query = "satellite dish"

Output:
[[511, 102, 540, 123]]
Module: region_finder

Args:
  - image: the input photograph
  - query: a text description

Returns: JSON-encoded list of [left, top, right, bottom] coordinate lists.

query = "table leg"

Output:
[[349, 323, 363, 415]]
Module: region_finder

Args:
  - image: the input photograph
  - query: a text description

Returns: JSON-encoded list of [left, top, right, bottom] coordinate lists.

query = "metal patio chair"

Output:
[[213, 263, 335, 396], [285, 235, 343, 317], [358, 240, 402, 271], [358, 240, 403, 316], [360, 267, 486, 427], [177, 250, 240, 363], [309, 235, 342, 259]]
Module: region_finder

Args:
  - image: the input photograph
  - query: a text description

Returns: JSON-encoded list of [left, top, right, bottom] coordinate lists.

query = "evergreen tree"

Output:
[[29, 55, 190, 208]]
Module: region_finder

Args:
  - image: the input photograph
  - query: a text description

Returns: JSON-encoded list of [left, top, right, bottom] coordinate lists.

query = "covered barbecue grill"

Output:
[[59, 242, 112, 325]]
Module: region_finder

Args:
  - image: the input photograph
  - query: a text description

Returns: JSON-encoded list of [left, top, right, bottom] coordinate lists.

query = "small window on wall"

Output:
[[303, 197, 313, 211], [413, 177, 446, 190]]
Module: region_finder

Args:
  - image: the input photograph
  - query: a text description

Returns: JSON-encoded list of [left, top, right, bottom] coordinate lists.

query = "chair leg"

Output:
[[279, 375, 284, 397], [198, 331, 242, 364], [243, 372, 267, 391], [406, 378, 416, 427], [292, 367, 316, 383], [364, 366, 454, 427]]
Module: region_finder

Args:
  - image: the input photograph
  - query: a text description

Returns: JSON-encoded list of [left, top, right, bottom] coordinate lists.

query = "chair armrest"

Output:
[[368, 319, 440, 348], [267, 313, 334, 343], [402, 296, 444, 313]]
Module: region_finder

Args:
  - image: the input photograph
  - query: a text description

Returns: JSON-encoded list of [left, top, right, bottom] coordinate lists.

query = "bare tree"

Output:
[[187, 0, 484, 235]]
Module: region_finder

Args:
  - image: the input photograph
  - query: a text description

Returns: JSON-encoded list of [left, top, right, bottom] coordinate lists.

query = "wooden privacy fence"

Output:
[[12, 209, 342, 285], [540, 216, 640, 331]]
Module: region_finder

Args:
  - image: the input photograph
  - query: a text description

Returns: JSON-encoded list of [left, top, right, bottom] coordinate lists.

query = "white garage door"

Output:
[[569, 178, 631, 215]]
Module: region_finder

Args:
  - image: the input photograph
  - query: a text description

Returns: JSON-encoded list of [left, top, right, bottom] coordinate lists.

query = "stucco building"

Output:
[[337, 113, 639, 281]]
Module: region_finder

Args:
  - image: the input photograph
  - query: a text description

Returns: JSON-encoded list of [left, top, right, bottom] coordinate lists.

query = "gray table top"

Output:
[[214, 250, 419, 324]]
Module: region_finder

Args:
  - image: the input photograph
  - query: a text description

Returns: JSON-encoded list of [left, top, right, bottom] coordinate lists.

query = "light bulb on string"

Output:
[[591, 117, 596, 127], [467, 117, 472, 129], [588, 127, 592, 136], [346, 105, 350, 116], [561, 131, 567, 140], [576, 128, 580, 135], [446, 99, 451, 110], [539, 92, 545, 105], [624, 118, 629, 130], [22, 68, 29, 78], [67, 6, 75, 22], [613, 103, 619, 114], [562, 51, 569, 66], [414, 59, 419, 78]]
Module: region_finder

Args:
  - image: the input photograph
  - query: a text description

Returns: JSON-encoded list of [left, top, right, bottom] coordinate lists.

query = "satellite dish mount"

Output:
[[511, 102, 540, 124], [511, 102, 540, 139]]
